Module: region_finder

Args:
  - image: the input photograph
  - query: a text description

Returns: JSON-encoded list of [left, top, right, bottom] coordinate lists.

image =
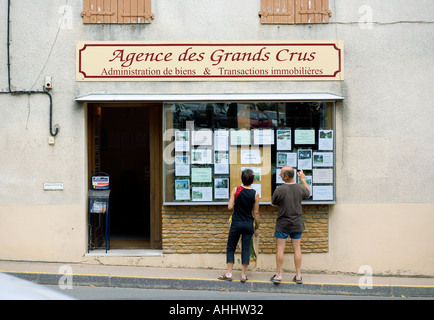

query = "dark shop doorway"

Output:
[[88, 103, 163, 250]]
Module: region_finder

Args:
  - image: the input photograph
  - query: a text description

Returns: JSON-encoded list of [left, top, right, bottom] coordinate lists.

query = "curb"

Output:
[[4, 270, 434, 298]]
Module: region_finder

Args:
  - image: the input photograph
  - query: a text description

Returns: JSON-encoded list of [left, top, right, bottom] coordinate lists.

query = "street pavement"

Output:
[[1, 260, 434, 299]]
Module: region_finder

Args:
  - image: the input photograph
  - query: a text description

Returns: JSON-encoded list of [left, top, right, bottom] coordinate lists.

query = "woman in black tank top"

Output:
[[218, 169, 260, 283]]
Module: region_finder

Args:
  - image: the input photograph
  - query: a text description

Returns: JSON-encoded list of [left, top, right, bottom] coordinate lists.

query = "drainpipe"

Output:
[[0, 0, 59, 137]]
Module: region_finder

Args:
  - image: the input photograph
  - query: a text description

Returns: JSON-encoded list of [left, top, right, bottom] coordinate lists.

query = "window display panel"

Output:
[[163, 101, 335, 204]]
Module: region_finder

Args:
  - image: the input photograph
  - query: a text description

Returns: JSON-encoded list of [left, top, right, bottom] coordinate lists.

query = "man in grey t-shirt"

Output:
[[271, 166, 310, 284]]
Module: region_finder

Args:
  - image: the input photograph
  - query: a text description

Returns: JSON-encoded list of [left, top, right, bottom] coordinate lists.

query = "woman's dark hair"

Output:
[[241, 169, 254, 186]]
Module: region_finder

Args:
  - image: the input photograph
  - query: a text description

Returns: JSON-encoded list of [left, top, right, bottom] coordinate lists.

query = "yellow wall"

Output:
[[0, 205, 87, 262], [2, 203, 434, 277]]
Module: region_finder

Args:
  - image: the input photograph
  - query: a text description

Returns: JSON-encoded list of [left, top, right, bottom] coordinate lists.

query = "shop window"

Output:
[[259, 0, 332, 24], [82, 0, 154, 24], [163, 101, 335, 205]]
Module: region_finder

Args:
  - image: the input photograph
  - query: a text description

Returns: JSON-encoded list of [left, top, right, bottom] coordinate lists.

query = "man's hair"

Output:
[[241, 169, 254, 186], [283, 167, 294, 179]]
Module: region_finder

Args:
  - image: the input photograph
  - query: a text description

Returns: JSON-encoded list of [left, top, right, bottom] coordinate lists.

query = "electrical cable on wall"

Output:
[[0, 0, 59, 137]]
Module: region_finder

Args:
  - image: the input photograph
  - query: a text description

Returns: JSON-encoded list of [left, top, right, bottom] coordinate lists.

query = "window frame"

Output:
[[163, 100, 336, 206], [82, 0, 154, 24], [259, 0, 332, 25]]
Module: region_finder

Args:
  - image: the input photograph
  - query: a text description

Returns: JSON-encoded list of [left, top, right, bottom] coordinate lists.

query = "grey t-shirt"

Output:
[[271, 183, 310, 233]]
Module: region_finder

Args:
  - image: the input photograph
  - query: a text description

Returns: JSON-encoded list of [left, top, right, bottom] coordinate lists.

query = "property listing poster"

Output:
[[171, 127, 334, 202]]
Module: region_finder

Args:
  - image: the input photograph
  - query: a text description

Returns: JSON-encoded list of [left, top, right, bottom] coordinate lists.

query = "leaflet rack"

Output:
[[88, 173, 111, 253]]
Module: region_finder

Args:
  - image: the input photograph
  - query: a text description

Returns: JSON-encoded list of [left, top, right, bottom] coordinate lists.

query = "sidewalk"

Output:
[[1, 260, 434, 298]]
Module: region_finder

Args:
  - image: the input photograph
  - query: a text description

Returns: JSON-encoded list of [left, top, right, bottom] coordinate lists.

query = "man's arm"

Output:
[[297, 169, 311, 196]]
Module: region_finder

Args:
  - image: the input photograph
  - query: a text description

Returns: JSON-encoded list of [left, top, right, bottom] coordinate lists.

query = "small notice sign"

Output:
[[43, 183, 64, 191], [91, 176, 110, 190]]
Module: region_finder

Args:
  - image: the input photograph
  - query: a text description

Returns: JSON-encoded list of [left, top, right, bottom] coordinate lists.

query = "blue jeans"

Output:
[[226, 221, 254, 265]]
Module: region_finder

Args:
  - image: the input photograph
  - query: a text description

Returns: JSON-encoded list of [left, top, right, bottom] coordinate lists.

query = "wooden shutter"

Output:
[[82, 0, 154, 24], [259, 0, 331, 24]]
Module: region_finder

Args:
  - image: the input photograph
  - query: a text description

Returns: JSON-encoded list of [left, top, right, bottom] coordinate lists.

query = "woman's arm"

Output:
[[253, 192, 260, 222], [227, 187, 238, 210], [253, 192, 260, 236]]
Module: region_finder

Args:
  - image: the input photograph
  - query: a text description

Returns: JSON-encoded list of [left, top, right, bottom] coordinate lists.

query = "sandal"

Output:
[[270, 275, 281, 284], [292, 276, 303, 284], [218, 274, 233, 282], [240, 276, 248, 283]]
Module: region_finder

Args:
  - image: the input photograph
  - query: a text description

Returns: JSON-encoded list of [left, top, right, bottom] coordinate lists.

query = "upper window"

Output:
[[82, 0, 154, 24], [259, 0, 331, 24]]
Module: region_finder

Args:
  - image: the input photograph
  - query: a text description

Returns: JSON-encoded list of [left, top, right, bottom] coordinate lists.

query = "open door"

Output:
[[88, 103, 162, 249]]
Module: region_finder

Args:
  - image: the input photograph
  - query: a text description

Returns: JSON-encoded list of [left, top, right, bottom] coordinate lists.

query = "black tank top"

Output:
[[232, 187, 256, 222]]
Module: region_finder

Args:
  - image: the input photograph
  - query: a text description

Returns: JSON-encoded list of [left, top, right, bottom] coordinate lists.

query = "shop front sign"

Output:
[[76, 41, 343, 81]]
